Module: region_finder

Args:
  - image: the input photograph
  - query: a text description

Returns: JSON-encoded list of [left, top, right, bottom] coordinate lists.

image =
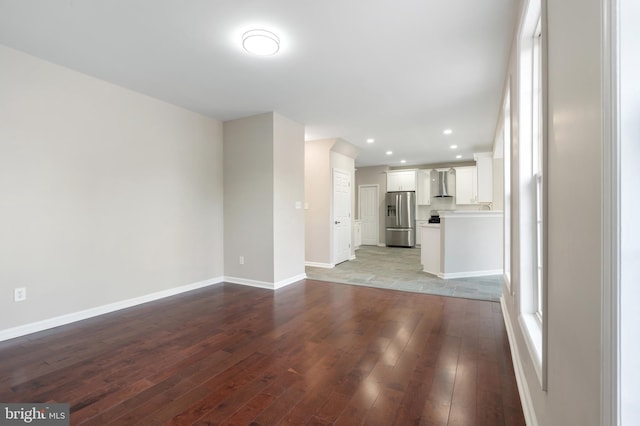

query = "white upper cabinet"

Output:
[[387, 170, 416, 191], [474, 152, 493, 203], [454, 153, 494, 205], [417, 169, 432, 205], [454, 166, 477, 204]]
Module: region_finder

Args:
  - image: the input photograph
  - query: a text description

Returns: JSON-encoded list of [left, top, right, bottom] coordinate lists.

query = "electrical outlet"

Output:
[[14, 287, 26, 302], [239, 256, 245, 265]]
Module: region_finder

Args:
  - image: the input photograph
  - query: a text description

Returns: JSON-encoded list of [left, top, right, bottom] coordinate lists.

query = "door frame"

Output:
[[358, 184, 379, 246]]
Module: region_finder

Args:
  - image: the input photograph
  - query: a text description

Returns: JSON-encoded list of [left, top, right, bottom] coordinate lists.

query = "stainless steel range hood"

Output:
[[433, 170, 454, 198]]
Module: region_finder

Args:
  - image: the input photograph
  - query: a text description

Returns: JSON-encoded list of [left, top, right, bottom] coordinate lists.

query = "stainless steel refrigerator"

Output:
[[385, 191, 416, 247]]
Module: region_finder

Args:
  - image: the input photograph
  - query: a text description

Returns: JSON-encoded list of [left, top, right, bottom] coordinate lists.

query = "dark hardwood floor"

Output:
[[0, 280, 525, 425]]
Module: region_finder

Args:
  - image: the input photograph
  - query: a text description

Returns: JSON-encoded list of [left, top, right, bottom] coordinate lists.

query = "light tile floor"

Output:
[[305, 245, 503, 302]]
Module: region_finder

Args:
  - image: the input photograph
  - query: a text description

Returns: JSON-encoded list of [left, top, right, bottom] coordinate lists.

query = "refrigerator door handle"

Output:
[[398, 193, 403, 227]]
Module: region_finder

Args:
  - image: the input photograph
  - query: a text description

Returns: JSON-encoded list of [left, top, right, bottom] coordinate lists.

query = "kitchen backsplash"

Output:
[[417, 198, 490, 220]]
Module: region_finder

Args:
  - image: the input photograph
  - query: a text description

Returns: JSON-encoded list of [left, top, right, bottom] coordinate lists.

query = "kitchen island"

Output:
[[420, 210, 503, 279]]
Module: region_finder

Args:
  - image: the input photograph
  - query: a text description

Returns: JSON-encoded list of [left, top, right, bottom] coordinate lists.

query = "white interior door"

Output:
[[333, 169, 351, 265], [358, 185, 378, 245]]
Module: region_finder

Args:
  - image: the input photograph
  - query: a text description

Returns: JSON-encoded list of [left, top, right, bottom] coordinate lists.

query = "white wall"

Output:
[[0, 45, 224, 331], [223, 113, 275, 283], [500, 0, 605, 424], [304, 139, 333, 265], [543, 0, 603, 422], [304, 138, 358, 265]]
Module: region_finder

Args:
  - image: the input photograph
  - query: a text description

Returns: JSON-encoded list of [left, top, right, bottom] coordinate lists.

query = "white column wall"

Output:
[[273, 113, 306, 284]]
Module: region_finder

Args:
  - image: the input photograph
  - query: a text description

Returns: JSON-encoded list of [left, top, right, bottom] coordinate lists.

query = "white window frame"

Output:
[[615, 0, 640, 423], [503, 88, 512, 294], [532, 17, 544, 322], [517, 0, 547, 390]]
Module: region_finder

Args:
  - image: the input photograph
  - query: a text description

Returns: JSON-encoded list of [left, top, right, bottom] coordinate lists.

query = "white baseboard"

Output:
[[304, 261, 335, 269], [224, 276, 274, 289], [422, 268, 440, 277], [224, 273, 306, 290], [274, 273, 306, 289], [0, 276, 224, 343], [440, 269, 503, 279], [501, 296, 539, 426]]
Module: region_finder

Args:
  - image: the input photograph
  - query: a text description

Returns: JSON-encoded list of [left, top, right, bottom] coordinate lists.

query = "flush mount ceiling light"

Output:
[[443, 129, 453, 135], [450, 144, 458, 149], [386, 151, 393, 155], [456, 154, 462, 159], [366, 138, 375, 144], [400, 160, 407, 164], [242, 29, 280, 56]]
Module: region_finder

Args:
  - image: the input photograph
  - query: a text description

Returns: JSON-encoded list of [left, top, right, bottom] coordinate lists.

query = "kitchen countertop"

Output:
[[438, 210, 503, 218], [420, 223, 441, 228]]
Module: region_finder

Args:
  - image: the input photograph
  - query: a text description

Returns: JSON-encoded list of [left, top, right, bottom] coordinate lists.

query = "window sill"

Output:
[[519, 312, 544, 387]]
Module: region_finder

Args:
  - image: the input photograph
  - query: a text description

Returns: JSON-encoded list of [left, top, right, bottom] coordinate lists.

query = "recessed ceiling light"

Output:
[[443, 129, 453, 135], [400, 160, 407, 164], [386, 151, 393, 155], [366, 138, 375, 143], [242, 29, 280, 56], [456, 154, 462, 159], [450, 144, 458, 149]]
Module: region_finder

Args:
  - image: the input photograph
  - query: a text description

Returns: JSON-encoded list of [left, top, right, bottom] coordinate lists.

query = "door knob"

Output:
[[335, 221, 341, 224]]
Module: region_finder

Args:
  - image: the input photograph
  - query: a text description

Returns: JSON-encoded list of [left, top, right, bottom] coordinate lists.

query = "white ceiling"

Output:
[[0, 0, 517, 167]]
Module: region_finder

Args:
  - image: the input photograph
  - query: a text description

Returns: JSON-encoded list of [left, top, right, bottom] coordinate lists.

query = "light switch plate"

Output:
[[14, 287, 26, 302]]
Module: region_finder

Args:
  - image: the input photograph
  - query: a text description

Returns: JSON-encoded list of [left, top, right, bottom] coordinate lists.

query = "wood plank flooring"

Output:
[[0, 280, 525, 425]]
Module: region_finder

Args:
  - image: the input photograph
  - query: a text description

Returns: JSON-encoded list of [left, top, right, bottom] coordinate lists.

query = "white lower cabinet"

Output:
[[420, 224, 441, 276], [416, 220, 429, 246]]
